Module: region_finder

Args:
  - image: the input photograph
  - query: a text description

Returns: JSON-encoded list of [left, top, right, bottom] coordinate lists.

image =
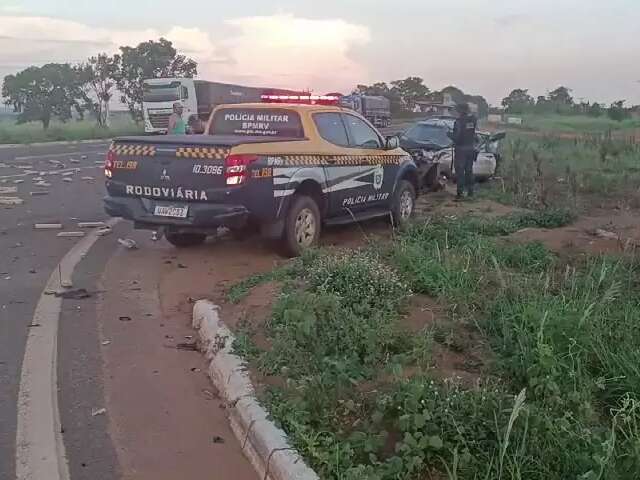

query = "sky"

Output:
[[1, 0, 639, 106]]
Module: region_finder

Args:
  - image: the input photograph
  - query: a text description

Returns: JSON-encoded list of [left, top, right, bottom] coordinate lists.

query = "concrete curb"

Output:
[[193, 300, 319, 480], [0, 138, 112, 149]]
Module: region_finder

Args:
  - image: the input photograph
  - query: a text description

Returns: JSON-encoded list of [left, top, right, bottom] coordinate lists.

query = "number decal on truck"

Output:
[[192, 164, 224, 175]]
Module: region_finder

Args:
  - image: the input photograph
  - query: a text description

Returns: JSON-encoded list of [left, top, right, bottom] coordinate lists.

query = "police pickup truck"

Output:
[[104, 96, 419, 256]]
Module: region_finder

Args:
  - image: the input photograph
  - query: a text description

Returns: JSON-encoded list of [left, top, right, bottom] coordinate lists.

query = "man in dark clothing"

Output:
[[450, 103, 477, 198]]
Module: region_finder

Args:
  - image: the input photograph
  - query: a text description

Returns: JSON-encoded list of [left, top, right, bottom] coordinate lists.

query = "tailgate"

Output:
[[107, 140, 229, 201]]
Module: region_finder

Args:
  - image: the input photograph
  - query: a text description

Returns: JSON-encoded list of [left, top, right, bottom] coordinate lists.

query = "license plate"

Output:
[[154, 205, 188, 218]]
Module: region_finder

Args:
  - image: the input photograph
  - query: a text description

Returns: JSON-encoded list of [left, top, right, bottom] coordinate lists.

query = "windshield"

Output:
[[404, 124, 452, 147], [143, 82, 180, 102], [210, 108, 304, 137]]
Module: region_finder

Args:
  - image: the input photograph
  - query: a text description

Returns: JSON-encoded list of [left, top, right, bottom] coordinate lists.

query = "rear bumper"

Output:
[[104, 195, 249, 232]]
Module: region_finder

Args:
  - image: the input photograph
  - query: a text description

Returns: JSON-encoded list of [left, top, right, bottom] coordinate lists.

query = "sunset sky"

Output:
[[1, 0, 639, 106]]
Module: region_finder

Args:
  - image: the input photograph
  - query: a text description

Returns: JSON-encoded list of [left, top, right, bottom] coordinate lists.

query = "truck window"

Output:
[[181, 86, 189, 100], [313, 112, 349, 147], [341, 114, 382, 149], [143, 82, 181, 102], [210, 108, 304, 137]]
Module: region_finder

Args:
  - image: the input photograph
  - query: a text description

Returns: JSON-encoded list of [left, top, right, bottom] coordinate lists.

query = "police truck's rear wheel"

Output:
[[165, 232, 206, 248], [283, 195, 321, 257], [391, 180, 416, 229]]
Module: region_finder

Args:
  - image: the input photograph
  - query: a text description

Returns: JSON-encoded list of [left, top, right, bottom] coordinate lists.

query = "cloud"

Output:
[[0, 14, 371, 95]]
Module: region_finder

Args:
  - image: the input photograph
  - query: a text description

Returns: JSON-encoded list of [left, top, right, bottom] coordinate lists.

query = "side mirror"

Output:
[[385, 135, 399, 150]]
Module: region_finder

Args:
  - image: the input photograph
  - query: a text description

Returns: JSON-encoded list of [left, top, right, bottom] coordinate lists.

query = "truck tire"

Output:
[[391, 180, 416, 229], [165, 232, 206, 248], [282, 194, 321, 257]]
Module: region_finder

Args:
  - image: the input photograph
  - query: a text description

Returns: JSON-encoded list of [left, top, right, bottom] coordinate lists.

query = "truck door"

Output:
[[340, 113, 395, 211], [312, 112, 369, 217]]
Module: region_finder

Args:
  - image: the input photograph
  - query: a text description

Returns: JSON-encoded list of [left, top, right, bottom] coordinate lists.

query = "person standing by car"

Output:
[[449, 103, 477, 199], [167, 102, 186, 135]]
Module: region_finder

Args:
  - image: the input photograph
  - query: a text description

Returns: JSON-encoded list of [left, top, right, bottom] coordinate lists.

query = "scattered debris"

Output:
[[164, 260, 172, 264], [13, 179, 25, 184], [190, 367, 201, 373], [16, 165, 31, 169], [176, 342, 198, 351], [202, 389, 218, 400], [96, 226, 112, 236], [63, 178, 73, 183], [0, 186, 18, 194], [81, 155, 88, 160], [594, 229, 618, 240], [91, 408, 107, 417], [117, 238, 138, 249], [23, 171, 38, 176], [33, 181, 51, 187], [101, 340, 111, 346], [30, 191, 50, 196], [69, 158, 80, 164], [0, 197, 23, 206], [118, 316, 132, 322], [54, 288, 91, 299], [177, 263, 188, 269], [94, 160, 103, 165], [31, 177, 43, 182], [28, 269, 36, 274], [81, 176, 95, 181], [184, 335, 193, 340], [0, 162, 8, 168], [187, 296, 196, 304], [57, 231, 85, 238], [61, 171, 75, 177], [78, 221, 107, 228], [211, 436, 225, 444], [34, 223, 63, 230], [49, 159, 64, 167], [151, 230, 161, 241]]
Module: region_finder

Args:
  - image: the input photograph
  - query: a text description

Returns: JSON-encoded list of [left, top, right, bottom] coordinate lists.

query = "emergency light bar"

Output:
[[261, 94, 339, 105]]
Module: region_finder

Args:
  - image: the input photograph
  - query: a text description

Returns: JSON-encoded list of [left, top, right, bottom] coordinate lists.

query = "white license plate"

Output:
[[154, 205, 188, 218]]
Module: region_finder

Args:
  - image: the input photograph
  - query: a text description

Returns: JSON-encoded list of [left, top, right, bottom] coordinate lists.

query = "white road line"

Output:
[[15, 218, 119, 480], [14, 151, 107, 161]]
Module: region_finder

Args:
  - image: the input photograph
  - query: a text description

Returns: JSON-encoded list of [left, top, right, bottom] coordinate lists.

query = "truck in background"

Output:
[[338, 94, 392, 128], [142, 78, 301, 134]]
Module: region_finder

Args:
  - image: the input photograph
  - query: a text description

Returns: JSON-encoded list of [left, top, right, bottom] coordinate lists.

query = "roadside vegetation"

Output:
[[0, 114, 141, 144], [502, 114, 640, 135], [229, 207, 640, 479]]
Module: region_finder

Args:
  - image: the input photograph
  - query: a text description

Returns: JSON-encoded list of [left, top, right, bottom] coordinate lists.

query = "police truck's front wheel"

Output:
[[283, 195, 321, 257], [165, 232, 206, 248], [391, 180, 416, 229]]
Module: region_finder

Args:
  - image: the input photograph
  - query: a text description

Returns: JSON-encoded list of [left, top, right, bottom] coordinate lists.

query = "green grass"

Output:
[[227, 210, 640, 479], [0, 113, 142, 144], [501, 114, 640, 135]]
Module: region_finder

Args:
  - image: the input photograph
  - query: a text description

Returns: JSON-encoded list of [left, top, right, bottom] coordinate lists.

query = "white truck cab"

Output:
[[142, 78, 197, 134]]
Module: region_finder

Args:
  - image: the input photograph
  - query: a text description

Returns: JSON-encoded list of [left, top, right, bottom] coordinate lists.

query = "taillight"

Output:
[[104, 149, 116, 178], [224, 154, 258, 185]]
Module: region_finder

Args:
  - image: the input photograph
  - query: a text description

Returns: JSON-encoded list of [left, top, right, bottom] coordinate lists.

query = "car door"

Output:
[[312, 111, 364, 216], [340, 113, 395, 212]]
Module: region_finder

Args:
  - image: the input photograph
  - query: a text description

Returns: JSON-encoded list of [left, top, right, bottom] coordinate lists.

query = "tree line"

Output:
[[353, 77, 490, 117], [501, 86, 636, 121], [1, 38, 197, 129]]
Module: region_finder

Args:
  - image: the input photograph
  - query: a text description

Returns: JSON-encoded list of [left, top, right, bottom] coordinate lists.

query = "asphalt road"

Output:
[[0, 140, 257, 480], [0, 141, 111, 479]]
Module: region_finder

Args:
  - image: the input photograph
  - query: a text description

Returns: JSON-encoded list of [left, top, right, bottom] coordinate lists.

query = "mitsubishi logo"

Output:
[[160, 169, 171, 181]]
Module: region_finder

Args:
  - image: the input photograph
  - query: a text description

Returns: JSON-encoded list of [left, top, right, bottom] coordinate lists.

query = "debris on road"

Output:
[[54, 288, 92, 299], [101, 340, 111, 346], [202, 389, 218, 400], [176, 342, 199, 351], [81, 155, 88, 160], [34, 223, 63, 229], [70, 158, 80, 164], [0, 186, 18, 194], [13, 179, 25, 184], [78, 221, 106, 228], [91, 407, 107, 417], [32, 177, 43, 182], [211, 435, 225, 444], [81, 176, 95, 182], [33, 181, 51, 187], [63, 178, 73, 183], [96, 226, 112, 236], [177, 263, 188, 269], [16, 165, 31, 169], [117, 238, 138, 249], [190, 367, 201, 373], [57, 231, 86, 238], [0, 197, 24, 206], [61, 171, 75, 177], [119, 316, 132, 322], [30, 191, 50, 196], [28, 269, 36, 274]]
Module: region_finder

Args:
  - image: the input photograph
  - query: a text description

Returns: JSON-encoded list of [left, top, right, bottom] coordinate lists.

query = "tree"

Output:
[[607, 100, 629, 122], [390, 77, 430, 110], [548, 86, 574, 113], [114, 38, 197, 121], [78, 54, 117, 127], [2, 63, 87, 129], [588, 102, 603, 117], [501, 88, 535, 114]]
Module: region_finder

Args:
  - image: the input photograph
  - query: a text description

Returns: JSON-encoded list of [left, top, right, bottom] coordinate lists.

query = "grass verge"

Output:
[[229, 210, 640, 479]]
